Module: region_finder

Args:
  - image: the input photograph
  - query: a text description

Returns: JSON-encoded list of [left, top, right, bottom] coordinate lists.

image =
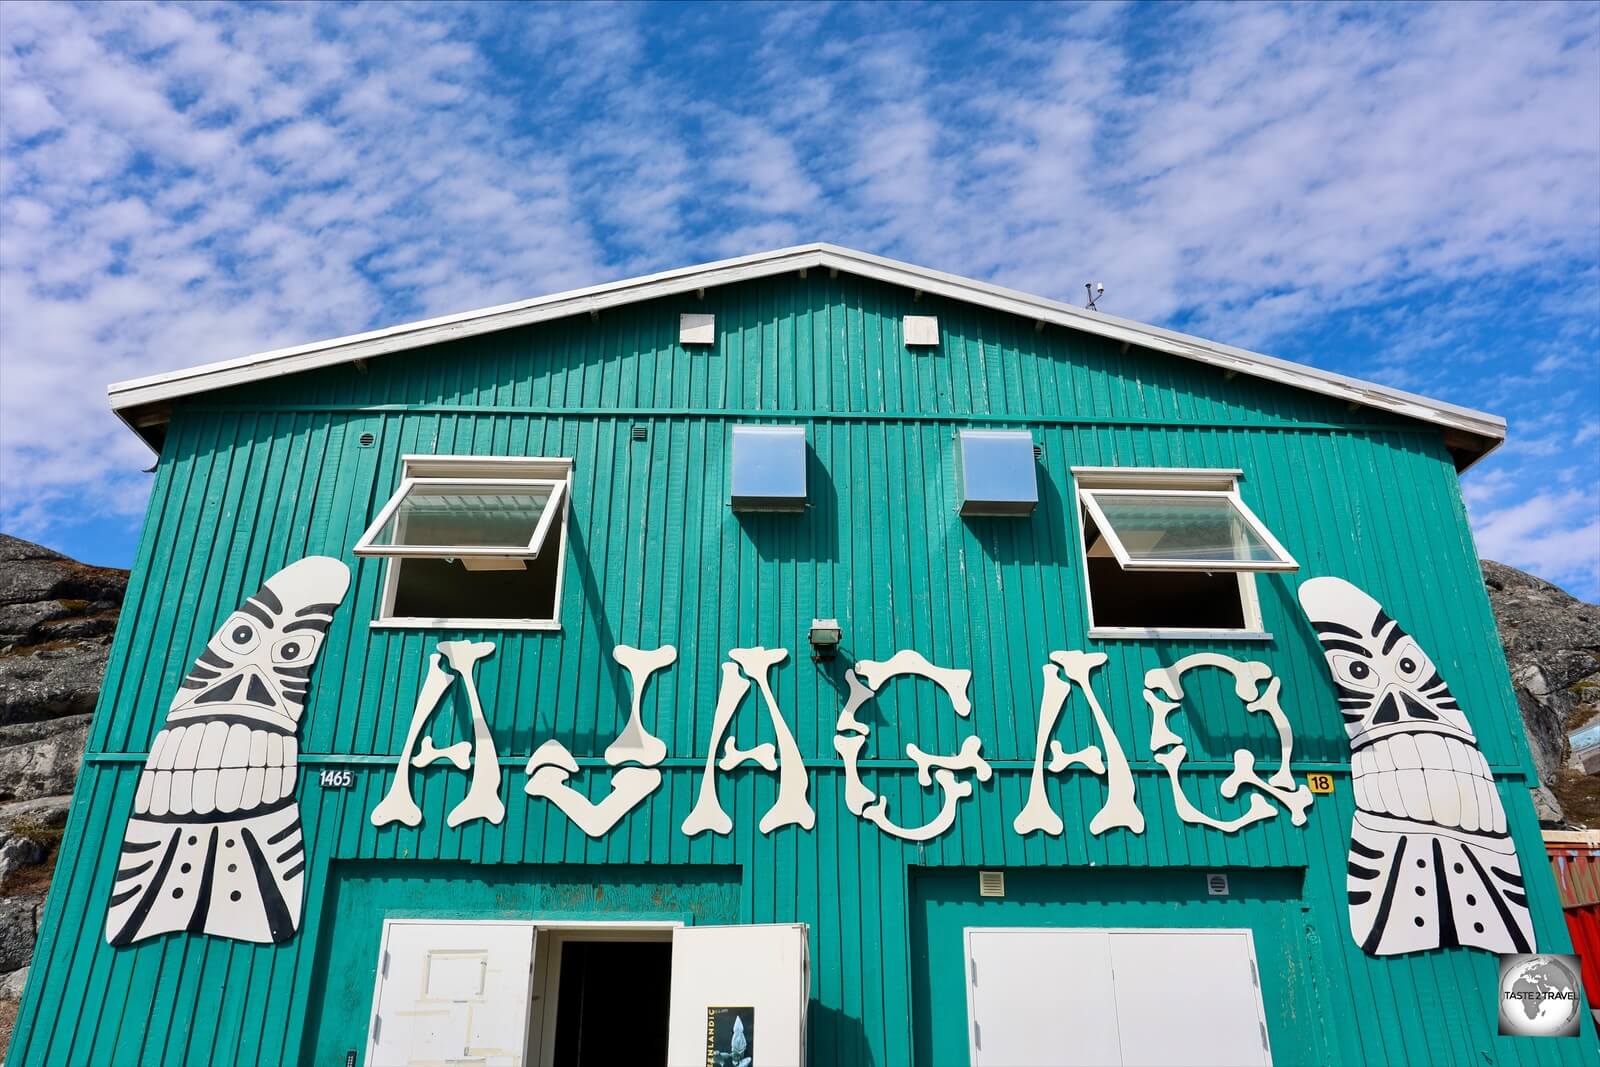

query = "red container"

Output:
[[1546, 830, 1600, 1010]]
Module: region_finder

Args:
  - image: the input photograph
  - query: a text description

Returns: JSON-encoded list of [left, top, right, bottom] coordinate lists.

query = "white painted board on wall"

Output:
[[666, 923, 809, 1067], [964, 927, 1271, 1067], [366, 920, 535, 1067]]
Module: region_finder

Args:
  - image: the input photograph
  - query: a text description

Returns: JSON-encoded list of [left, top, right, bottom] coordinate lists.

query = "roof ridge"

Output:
[[106, 243, 1504, 466]]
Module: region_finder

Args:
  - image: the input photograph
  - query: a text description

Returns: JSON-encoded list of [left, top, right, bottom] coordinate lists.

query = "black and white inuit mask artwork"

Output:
[[1297, 576, 1534, 956], [106, 557, 350, 947]]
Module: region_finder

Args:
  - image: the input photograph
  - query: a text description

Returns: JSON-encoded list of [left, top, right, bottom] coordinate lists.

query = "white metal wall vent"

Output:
[[679, 313, 715, 346], [730, 425, 807, 512], [959, 430, 1038, 516], [1206, 873, 1231, 897], [978, 871, 1005, 898], [903, 315, 939, 347]]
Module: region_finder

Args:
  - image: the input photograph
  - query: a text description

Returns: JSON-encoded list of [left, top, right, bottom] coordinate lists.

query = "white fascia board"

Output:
[[107, 242, 1505, 459], [107, 245, 829, 411], [815, 245, 1506, 445]]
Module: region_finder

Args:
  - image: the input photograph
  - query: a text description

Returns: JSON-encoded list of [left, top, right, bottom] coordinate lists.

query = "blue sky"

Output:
[[2, 1, 1597, 597]]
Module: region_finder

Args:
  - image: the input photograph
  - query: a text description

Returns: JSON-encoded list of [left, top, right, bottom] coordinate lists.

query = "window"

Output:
[[730, 425, 807, 512], [959, 430, 1038, 515], [1073, 468, 1297, 638], [357, 456, 572, 629]]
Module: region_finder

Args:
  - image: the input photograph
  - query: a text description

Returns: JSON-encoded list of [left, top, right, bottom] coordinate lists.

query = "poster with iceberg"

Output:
[[706, 1006, 754, 1067]]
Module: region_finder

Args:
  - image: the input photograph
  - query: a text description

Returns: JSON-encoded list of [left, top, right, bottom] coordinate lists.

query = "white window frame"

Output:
[[1072, 467, 1276, 641], [367, 455, 573, 632], [354, 477, 567, 559], [1077, 488, 1298, 572]]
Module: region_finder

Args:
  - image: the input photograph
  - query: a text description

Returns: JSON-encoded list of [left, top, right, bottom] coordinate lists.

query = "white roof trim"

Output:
[[107, 243, 1505, 458]]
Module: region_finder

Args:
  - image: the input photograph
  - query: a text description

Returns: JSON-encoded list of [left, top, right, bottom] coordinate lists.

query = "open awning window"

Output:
[[1077, 488, 1298, 572], [355, 478, 567, 559]]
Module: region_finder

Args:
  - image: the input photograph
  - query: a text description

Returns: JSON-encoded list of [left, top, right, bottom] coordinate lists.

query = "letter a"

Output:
[[683, 647, 813, 836]]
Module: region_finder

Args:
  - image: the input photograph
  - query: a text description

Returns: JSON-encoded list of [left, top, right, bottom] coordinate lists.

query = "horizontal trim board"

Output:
[[370, 618, 561, 631], [79, 752, 1519, 775], [173, 403, 1430, 435], [1088, 628, 1276, 641]]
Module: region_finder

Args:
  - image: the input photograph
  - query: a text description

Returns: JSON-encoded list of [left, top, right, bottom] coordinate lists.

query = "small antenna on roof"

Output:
[[1085, 282, 1104, 311]]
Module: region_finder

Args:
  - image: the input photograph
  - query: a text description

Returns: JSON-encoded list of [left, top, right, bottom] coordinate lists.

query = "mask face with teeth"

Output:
[[106, 556, 350, 947], [1298, 576, 1534, 957]]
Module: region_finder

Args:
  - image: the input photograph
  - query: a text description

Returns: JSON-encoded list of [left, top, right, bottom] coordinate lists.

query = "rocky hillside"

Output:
[[1481, 560, 1600, 827], [0, 534, 127, 1049]]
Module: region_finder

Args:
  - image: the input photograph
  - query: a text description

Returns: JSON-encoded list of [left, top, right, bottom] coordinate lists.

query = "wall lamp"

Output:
[[808, 618, 843, 661]]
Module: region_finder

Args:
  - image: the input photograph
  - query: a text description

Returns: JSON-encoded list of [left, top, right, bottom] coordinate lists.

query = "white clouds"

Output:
[[0, 0, 1596, 596], [1470, 489, 1600, 594], [1, 1, 607, 535]]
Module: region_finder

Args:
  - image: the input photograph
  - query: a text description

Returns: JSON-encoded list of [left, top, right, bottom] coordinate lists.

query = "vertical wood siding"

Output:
[[10, 273, 1590, 1065]]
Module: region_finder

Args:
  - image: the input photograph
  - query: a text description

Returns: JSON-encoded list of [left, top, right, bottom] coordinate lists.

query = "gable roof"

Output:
[[108, 242, 1504, 468]]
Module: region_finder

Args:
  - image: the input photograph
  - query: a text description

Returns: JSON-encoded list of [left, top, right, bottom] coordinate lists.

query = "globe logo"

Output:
[[1498, 953, 1584, 1037]]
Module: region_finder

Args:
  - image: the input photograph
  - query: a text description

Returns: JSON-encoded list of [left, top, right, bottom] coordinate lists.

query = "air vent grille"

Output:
[[357, 432, 376, 447], [978, 870, 1005, 898], [1206, 873, 1231, 897], [1033, 444, 1044, 460], [631, 425, 649, 442], [903, 314, 940, 347]]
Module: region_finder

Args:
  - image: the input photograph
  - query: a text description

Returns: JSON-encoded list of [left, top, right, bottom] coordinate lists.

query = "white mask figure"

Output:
[[1298, 576, 1534, 955], [106, 556, 350, 946]]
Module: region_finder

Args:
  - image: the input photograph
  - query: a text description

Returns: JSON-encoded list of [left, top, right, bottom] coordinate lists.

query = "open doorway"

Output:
[[528, 926, 675, 1066], [363, 919, 807, 1067], [550, 939, 671, 1064]]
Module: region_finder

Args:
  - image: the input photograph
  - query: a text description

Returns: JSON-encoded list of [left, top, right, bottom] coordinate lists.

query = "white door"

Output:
[[366, 919, 536, 1067], [964, 927, 1272, 1067], [1109, 930, 1269, 1066], [965, 928, 1123, 1067], [666, 923, 809, 1067]]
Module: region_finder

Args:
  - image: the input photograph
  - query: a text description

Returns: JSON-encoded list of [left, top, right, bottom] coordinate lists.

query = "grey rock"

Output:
[[0, 535, 123, 744], [0, 539, 65, 566], [0, 534, 127, 647], [0, 965, 27, 1000], [0, 641, 111, 725], [1484, 561, 1600, 656], [0, 561, 72, 610], [0, 720, 90, 803], [1531, 785, 1566, 827], [0, 716, 90, 799], [0, 834, 42, 889], [0, 796, 71, 832], [0, 897, 41, 972], [33, 613, 119, 641], [1482, 560, 1600, 828], [0, 535, 120, 990], [0, 600, 73, 642], [1511, 665, 1571, 783], [0, 715, 91, 750]]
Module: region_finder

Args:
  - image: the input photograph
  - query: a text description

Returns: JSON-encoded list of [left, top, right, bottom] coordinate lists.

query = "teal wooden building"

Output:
[[10, 245, 1595, 1065]]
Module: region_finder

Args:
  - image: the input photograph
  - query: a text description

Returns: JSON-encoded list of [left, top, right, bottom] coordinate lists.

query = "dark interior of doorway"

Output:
[[552, 939, 672, 1066]]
